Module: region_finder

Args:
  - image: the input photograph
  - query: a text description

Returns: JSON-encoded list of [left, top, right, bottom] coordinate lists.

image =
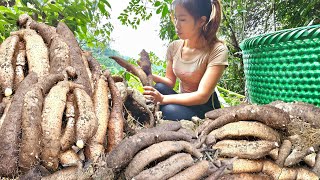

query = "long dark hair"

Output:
[[172, 0, 222, 48]]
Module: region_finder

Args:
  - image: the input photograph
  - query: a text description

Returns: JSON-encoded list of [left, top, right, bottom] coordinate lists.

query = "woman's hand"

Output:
[[143, 86, 164, 104]]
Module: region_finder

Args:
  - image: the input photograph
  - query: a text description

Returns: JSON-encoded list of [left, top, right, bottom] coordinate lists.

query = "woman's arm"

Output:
[[144, 65, 225, 106], [152, 59, 176, 88]]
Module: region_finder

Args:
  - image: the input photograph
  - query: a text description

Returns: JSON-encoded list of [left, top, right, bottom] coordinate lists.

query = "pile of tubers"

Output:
[[106, 121, 236, 180], [1, 14, 320, 180], [196, 101, 320, 179], [0, 14, 155, 179]]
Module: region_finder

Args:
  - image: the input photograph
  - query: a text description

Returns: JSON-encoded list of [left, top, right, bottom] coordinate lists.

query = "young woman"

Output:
[[143, 0, 228, 120]]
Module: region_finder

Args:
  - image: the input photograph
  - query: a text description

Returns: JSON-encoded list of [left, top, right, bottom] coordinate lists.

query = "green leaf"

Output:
[[156, 6, 162, 14], [47, 4, 62, 12], [124, 72, 131, 81], [100, 0, 111, 9], [162, 4, 169, 18], [0, 23, 4, 32], [18, 6, 40, 14], [98, 2, 107, 15], [0, 6, 10, 13], [154, 1, 161, 7]]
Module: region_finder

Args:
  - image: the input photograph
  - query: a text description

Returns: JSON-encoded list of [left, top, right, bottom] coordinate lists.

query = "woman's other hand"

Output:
[[143, 86, 164, 104]]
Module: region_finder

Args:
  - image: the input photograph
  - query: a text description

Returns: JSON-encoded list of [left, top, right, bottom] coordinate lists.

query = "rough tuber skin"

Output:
[[84, 77, 109, 162], [106, 130, 192, 169], [60, 93, 76, 151], [19, 74, 64, 172], [213, 140, 278, 159], [104, 69, 125, 153], [41, 81, 81, 171], [0, 35, 19, 96], [57, 22, 93, 96], [11, 29, 50, 77], [110, 56, 150, 86], [125, 140, 202, 179], [0, 72, 38, 177], [206, 121, 281, 145], [138, 49, 153, 86], [133, 153, 194, 180], [169, 160, 210, 180], [200, 105, 290, 137], [74, 88, 98, 149], [83, 51, 102, 84]]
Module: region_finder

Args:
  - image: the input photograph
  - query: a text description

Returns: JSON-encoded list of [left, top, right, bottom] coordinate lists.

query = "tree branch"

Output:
[[222, 11, 241, 54]]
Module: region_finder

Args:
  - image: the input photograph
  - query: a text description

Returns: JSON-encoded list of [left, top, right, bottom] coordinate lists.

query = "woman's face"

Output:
[[173, 4, 203, 40]]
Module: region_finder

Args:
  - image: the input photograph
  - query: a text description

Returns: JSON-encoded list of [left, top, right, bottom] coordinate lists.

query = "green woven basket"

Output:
[[240, 25, 320, 106]]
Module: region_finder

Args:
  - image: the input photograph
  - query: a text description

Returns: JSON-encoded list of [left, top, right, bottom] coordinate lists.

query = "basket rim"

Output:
[[240, 24, 320, 50]]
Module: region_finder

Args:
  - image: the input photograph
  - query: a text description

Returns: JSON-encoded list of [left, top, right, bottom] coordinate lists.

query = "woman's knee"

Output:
[[161, 104, 195, 121], [154, 83, 167, 91], [154, 83, 175, 95]]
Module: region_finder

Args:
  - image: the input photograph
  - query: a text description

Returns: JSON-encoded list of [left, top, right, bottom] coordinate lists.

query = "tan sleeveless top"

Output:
[[166, 40, 228, 93]]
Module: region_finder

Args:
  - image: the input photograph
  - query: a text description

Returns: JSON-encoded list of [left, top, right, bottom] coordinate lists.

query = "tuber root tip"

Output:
[[76, 140, 84, 149], [309, 147, 315, 153], [4, 88, 13, 97]]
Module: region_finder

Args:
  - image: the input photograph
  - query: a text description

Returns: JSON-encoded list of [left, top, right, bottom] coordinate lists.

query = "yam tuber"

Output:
[[106, 131, 192, 169], [201, 105, 290, 137], [284, 148, 311, 167], [18, 14, 33, 28], [213, 140, 278, 159], [0, 100, 11, 129], [41, 167, 83, 180], [82, 51, 102, 84], [275, 139, 292, 167], [28, 20, 72, 75], [138, 49, 153, 86], [304, 153, 317, 167], [14, 41, 26, 89], [168, 160, 210, 180], [125, 141, 202, 179], [0, 72, 38, 177], [81, 52, 94, 90], [125, 87, 155, 127], [60, 93, 76, 151], [57, 22, 92, 96], [74, 87, 98, 149], [19, 74, 64, 171], [268, 148, 279, 160], [110, 56, 149, 86], [59, 149, 82, 167], [0, 35, 19, 96], [270, 101, 320, 128], [132, 153, 194, 180], [296, 168, 319, 180], [231, 159, 264, 174], [137, 121, 182, 134], [11, 29, 50, 77], [84, 77, 109, 162], [206, 121, 281, 145], [312, 151, 320, 176], [218, 173, 272, 180], [28, 20, 57, 44], [205, 103, 249, 120], [105, 70, 125, 152], [115, 82, 128, 102], [41, 81, 81, 171], [262, 160, 297, 179]]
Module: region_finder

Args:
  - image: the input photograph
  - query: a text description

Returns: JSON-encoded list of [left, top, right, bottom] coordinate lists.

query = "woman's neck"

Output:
[[184, 35, 206, 49]]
